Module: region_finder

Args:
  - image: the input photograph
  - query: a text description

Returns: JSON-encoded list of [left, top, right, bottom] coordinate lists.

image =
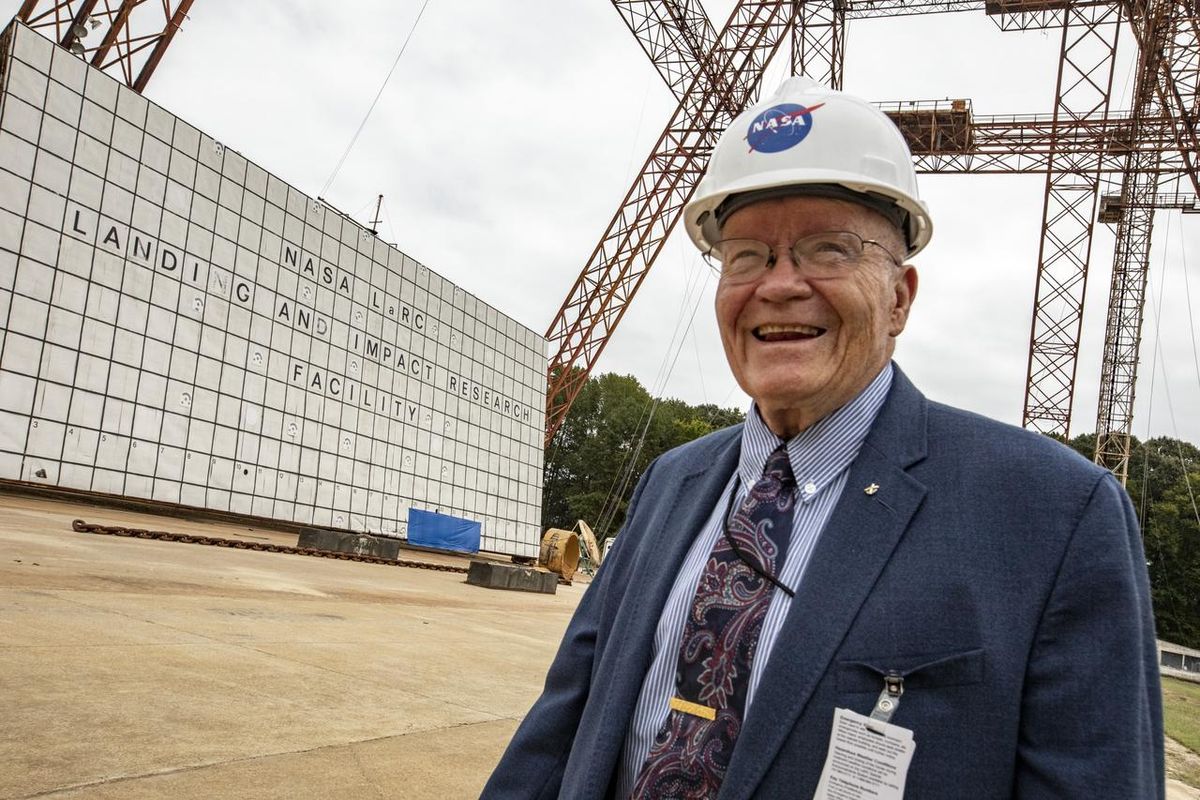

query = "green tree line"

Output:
[[542, 372, 742, 540], [1066, 433, 1200, 648], [543, 372, 1200, 649]]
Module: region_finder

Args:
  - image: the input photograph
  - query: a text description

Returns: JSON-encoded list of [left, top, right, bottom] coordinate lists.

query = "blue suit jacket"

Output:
[[483, 369, 1164, 799]]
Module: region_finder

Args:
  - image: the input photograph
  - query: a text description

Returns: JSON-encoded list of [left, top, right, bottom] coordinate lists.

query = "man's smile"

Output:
[[752, 323, 826, 342]]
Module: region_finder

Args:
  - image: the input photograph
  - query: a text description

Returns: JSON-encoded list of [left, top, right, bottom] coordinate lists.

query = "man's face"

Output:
[[714, 195, 918, 438]]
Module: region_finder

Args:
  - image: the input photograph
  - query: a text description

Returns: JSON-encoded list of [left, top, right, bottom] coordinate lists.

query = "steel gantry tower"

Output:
[[16, 0, 195, 93], [544, 1, 794, 443], [16, 0, 1197, 482], [544, 0, 1200, 488]]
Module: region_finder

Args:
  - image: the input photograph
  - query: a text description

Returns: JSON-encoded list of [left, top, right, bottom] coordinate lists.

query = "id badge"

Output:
[[812, 707, 916, 800]]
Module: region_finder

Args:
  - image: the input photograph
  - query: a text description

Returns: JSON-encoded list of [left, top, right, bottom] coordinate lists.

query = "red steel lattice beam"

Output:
[[1136, 0, 1200, 196], [1093, 0, 1186, 482], [611, 0, 723, 99], [1021, 3, 1122, 437], [17, 0, 195, 93], [543, 1, 793, 445], [791, 0, 846, 89], [889, 107, 1192, 174], [560, 1, 1197, 463]]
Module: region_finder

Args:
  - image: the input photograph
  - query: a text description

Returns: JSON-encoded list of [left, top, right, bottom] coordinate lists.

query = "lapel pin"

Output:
[[864, 483, 880, 496]]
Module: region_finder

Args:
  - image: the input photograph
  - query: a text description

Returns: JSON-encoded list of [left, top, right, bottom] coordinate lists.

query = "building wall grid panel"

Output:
[[0, 23, 546, 557]]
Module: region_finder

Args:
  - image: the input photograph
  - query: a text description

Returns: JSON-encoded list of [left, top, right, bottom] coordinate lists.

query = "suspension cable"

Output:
[[595, 253, 712, 537], [320, 0, 433, 198]]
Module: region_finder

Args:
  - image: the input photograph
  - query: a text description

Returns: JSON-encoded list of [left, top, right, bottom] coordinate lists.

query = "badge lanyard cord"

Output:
[[721, 475, 796, 599]]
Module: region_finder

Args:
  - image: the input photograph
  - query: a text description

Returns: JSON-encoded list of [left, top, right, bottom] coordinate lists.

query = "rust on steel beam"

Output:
[[133, 0, 193, 91], [1094, 0, 1177, 483], [844, 0, 982, 17], [834, 0, 1109, 26], [543, 1, 792, 445], [610, 0, 722, 99], [60, 0, 100, 49], [1093, 189, 1157, 482], [791, 0, 846, 88], [1099, 191, 1199, 209], [982, 0, 1114, 33], [16, 0, 198, 92], [612, 0, 845, 127], [880, 97, 977, 160], [88, 0, 137, 83], [1134, 0, 1200, 195], [1022, 2, 1122, 438], [883, 107, 1195, 173], [608, 0, 746, 127], [18, 1, 81, 42]]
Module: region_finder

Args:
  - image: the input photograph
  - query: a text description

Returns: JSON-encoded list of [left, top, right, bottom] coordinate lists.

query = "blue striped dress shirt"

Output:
[[614, 364, 894, 797]]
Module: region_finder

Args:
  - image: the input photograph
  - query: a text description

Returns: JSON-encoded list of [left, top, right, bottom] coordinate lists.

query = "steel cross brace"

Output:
[[543, 1, 793, 445], [17, 0, 195, 93]]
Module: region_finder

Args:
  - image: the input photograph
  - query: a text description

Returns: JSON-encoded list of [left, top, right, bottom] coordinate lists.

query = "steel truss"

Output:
[[791, 0, 846, 88], [543, 1, 793, 445], [545, 0, 1198, 484], [611, 0, 721, 98], [1093, 0, 1190, 481], [1022, 4, 1122, 436], [15, 1, 1199, 481], [17, 0, 194, 92], [882, 104, 1194, 176]]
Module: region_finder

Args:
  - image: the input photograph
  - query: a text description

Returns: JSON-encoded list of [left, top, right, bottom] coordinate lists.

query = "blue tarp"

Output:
[[406, 509, 482, 554]]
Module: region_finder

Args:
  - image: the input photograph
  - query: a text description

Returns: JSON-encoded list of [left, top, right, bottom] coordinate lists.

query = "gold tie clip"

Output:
[[670, 696, 716, 721]]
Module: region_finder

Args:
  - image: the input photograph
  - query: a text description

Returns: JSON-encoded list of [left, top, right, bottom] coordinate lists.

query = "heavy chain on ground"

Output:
[[71, 519, 469, 574]]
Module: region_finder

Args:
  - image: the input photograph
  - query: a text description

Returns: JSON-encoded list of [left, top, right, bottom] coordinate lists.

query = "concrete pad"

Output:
[[0, 493, 581, 799], [1172, 780, 1200, 800], [3, 491, 1196, 798], [10, 719, 521, 800]]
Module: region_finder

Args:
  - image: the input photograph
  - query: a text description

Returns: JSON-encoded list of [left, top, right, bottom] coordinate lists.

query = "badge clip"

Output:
[[866, 672, 904, 734]]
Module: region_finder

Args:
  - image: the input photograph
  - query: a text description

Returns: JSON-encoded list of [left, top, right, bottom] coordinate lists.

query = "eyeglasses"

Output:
[[703, 231, 902, 284]]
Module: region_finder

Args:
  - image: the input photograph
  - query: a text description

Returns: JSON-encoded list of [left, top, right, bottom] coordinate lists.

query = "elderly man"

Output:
[[483, 78, 1163, 799]]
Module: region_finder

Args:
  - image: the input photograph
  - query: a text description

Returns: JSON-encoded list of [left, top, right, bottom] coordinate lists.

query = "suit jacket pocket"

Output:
[[836, 647, 986, 693]]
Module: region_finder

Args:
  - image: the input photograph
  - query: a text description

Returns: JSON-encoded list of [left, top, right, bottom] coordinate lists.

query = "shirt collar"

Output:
[[738, 363, 894, 503]]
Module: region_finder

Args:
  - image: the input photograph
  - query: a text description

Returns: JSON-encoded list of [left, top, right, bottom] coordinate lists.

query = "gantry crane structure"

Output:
[[16, 0, 1197, 484], [544, 0, 1200, 487], [16, 0, 194, 92]]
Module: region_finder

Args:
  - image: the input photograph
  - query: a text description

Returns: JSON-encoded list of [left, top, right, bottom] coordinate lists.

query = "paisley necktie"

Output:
[[631, 444, 796, 799]]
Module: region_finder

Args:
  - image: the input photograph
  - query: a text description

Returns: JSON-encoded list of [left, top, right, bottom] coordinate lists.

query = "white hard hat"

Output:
[[685, 76, 933, 258]]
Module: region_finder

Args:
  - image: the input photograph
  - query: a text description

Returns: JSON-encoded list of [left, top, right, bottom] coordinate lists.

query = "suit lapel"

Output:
[[620, 426, 744, 660], [719, 368, 930, 799]]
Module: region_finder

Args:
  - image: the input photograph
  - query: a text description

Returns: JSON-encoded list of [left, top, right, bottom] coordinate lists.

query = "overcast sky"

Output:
[[14, 0, 1199, 446]]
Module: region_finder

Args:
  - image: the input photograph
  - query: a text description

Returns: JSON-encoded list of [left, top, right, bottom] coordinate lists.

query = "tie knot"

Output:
[[762, 445, 795, 488]]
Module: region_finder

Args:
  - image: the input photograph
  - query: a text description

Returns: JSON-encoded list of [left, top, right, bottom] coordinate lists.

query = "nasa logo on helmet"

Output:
[[685, 77, 933, 257], [744, 102, 825, 153]]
